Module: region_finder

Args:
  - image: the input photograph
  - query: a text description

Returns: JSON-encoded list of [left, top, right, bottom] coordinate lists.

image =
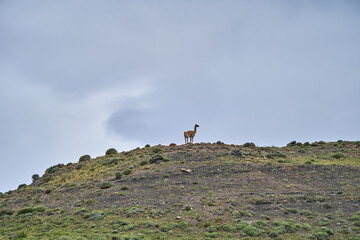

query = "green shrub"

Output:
[[252, 220, 267, 229], [0, 209, 14, 216], [152, 147, 162, 153], [17, 205, 46, 215], [122, 169, 132, 175], [76, 163, 85, 170], [184, 205, 192, 211], [45, 164, 64, 174], [115, 172, 122, 179], [284, 208, 297, 214], [79, 155, 91, 162], [204, 232, 218, 238], [235, 220, 249, 230], [311, 228, 334, 240], [17, 184, 27, 190], [32, 174, 40, 182], [32, 205, 46, 212], [266, 152, 286, 159], [149, 154, 169, 164], [287, 141, 297, 147], [300, 210, 312, 217], [348, 211, 360, 221], [140, 160, 149, 166], [332, 152, 345, 159], [103, 158, 119, 165], [243, 142, 255, 148], [117, 219, 129, 226], [100, 182, 112, 189], [106, 148, 117, 156], [303, 142, 310, 146], [268, 231, 279, 237], [87, 212, 105, 221], [243, 225, 260, 236], [317, 218, 331, 226]]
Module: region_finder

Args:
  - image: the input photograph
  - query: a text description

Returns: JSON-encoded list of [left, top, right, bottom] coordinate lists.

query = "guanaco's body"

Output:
[[184, 124, 199, 143]]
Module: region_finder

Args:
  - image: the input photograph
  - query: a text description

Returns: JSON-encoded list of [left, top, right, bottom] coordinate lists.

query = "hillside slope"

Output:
[[1, 141, 360, 239]]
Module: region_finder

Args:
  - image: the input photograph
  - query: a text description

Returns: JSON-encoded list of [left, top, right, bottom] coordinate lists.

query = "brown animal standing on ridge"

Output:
[[184, 124, 199, 143]]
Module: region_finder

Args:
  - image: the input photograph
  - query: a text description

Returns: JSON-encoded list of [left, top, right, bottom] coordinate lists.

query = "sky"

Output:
[[0, 0, 359, 193]]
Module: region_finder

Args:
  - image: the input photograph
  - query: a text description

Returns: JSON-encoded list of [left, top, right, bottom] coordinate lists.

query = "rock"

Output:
[[181, 168, 192, 173]]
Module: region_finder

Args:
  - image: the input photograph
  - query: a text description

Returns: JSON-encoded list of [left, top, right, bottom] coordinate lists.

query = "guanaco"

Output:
[[184, 124, 199, 143]]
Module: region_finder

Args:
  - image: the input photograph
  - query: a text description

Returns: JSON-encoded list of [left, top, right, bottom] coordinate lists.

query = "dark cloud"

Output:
[[0, 0, 359, 192]]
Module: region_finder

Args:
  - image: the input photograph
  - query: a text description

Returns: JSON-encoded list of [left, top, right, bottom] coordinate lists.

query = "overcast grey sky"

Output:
[[0, 0, 359, 192]]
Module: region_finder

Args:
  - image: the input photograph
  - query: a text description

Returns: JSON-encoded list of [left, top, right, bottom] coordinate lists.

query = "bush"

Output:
[[100, 182, 112, 189], [311, 228, 334, 240], [0, 209, 14, 216], [106, 148, 117, 156], [115, 172, 122, 179], [76, 163, 85, 170], [149, 154, 169, 164], [266, 152, 286, 159], [243, 226, 260, 236], [284, 208, 298, 214], [103, 158, 119, 166], [152, 147, 162, 154], [140, 160, 149, 166], [45, 164, 64, 174], [332, 152, 345, 159], [32, 174, 40, 182], [287, 141, 297, 147], [122, 169, 132, 175], [317, 218, 331, 226], [300, 210, 312, 217], [79, 155, 91, 162], [243, 142, 256, 148], [33, 188, 44, 194], [17, 184, 27, 190], [145, 144, 150, 148], [204, 232, 218, 238], [87, 212, 106, 221], [17, 205, 46, 215]]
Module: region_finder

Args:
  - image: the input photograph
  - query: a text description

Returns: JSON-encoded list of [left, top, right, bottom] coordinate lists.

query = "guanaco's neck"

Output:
[[194, 125, 198, 133]]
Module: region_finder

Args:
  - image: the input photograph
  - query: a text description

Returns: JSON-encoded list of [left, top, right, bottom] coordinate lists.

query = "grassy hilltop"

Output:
[[1, 140, 360, 240]]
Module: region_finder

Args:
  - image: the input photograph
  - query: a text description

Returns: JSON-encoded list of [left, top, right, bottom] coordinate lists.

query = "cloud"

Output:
[[0, 0, 359, 192]]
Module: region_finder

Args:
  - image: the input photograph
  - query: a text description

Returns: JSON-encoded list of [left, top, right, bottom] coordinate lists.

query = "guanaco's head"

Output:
[[195, 124, 199, 128]]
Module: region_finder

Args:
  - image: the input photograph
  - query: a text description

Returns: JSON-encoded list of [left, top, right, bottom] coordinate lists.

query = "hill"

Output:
[[1, 141, 360, 239]]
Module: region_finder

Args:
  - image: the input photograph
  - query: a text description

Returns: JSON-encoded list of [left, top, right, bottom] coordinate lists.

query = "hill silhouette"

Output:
[[1, 141, 360, 239]]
